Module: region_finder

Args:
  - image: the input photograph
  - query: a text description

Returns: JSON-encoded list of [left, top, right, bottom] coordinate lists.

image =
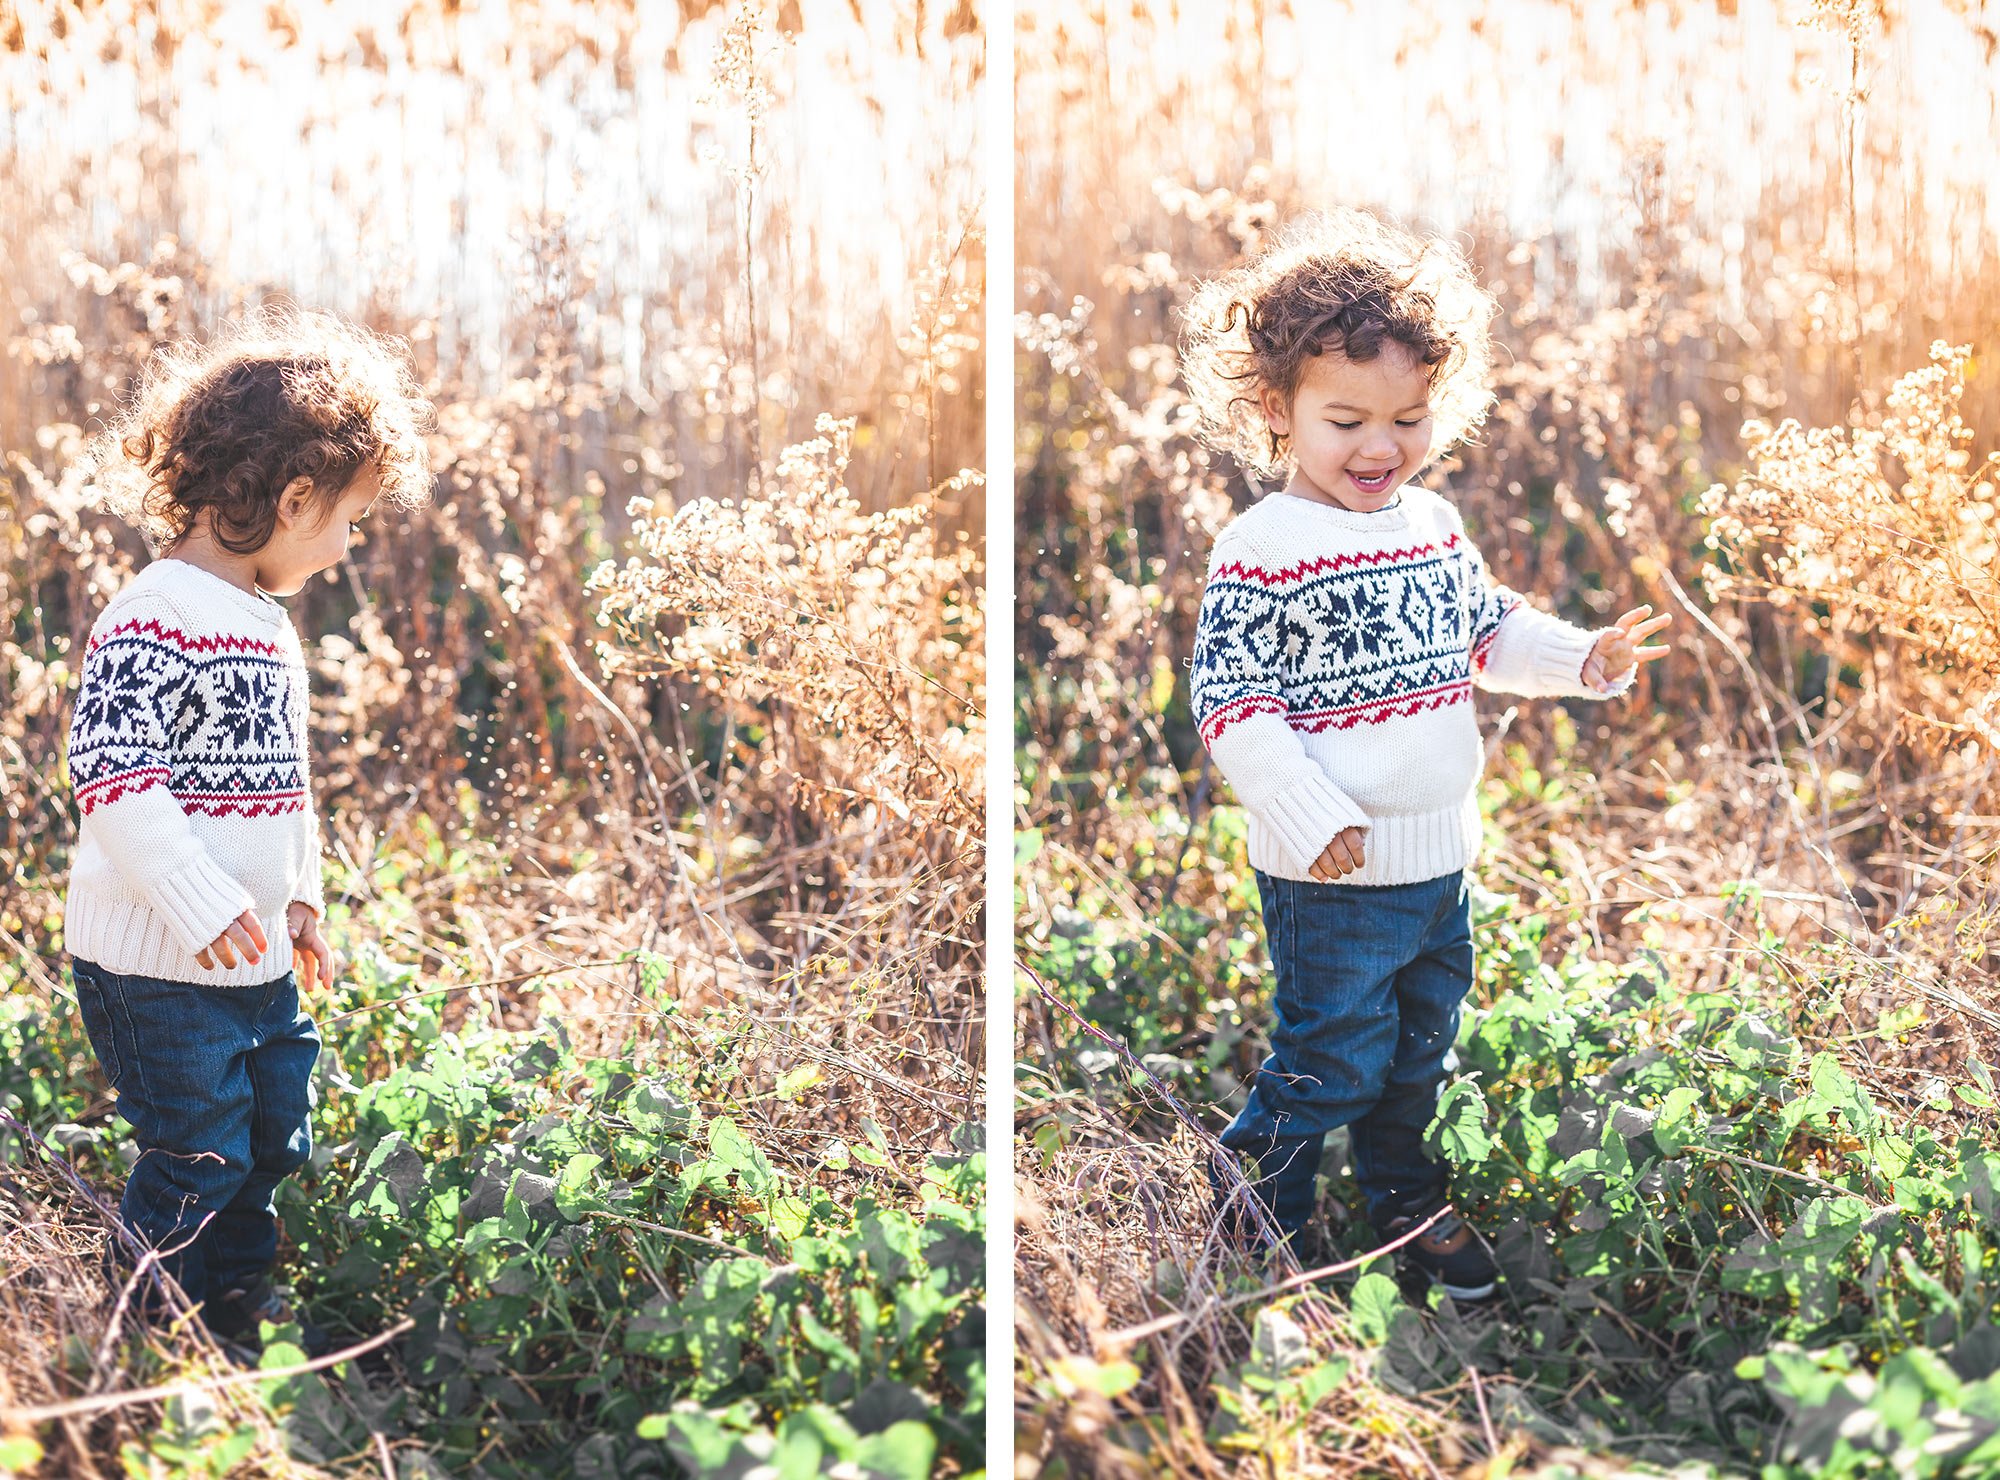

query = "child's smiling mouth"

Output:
[[1346, 464, 1399, 494]]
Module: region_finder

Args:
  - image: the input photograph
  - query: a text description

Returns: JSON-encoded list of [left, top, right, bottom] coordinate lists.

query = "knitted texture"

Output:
[[65, 558, 325, 985], [1190, 485, 1635, 885]]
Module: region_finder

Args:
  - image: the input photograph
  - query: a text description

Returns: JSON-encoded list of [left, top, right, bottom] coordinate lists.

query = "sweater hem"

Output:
[[1249, 793, 1482, 886], [65, 893, 298, 987]]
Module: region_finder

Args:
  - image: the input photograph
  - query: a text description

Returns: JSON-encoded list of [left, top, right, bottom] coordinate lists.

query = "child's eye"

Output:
[[1330, 420, 1360, 430], [1396, 417, 1429, 427]]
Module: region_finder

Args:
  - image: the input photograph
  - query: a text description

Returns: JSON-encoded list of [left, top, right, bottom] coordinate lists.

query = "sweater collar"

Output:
[[151, 557, 291, 629], [1269, 487, 1413, 533]]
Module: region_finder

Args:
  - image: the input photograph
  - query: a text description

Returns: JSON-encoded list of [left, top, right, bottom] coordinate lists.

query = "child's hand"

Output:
[[195, 909, 268, 971], [287, 902, 335, 994], [1582, 604, 1674, 692], [1309, 826, 1367, 882]]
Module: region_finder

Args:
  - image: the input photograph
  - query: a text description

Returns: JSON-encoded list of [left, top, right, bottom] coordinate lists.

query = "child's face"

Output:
[[1263, 345, 1434, 513], [259, 467, 382, 595]]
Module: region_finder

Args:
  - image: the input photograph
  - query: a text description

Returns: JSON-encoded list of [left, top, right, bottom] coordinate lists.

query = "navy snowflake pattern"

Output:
[[1193, 530, 1531, 744], [69, 617, 309, 818]]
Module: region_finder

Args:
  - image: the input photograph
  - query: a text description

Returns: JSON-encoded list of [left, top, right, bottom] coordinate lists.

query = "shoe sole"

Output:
[[1440, 1278, 1498, 1301]]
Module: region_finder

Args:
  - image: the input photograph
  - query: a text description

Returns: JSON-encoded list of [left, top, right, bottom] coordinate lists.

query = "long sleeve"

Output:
[[292, 803, 326, 916], [68, 606, 256, 954], [1459, 519, 1636, 703], [1190, 528, 1374, 865]]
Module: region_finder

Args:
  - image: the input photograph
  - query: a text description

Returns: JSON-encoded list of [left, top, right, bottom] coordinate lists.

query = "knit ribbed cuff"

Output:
[[146, 854, 257, 955], [1529, 621, 1602, 698], [1257, 768, 1374, 868]]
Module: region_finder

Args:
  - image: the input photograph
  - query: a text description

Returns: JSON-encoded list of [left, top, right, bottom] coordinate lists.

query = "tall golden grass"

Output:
[[1015, 0, 2000, 1472], [0, 1, 984, 1470]]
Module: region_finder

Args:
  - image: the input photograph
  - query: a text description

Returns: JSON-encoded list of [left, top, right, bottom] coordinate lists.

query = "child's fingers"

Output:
[[1636, 643, 1672, 660], [1630, 613, 1674, 638], [1615, 605, 1654, 629], [226, 922, 263, 965], [240, 912, 270, 955]]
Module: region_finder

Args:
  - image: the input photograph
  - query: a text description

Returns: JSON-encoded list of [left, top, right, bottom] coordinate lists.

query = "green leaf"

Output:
[[0, 1436, 43, 1470], [1427, 1076, 1492, 1164], [707, 1117, 779, 1197], [1053, 1355, 1141, 1397], [556, 1152, 608, 1220], [625, 1079, 698, 1139], [765, 1194, 812, 1242], [1873, 1133, 1915, 1182], [776, 1065, 825, 1102], [1654, 1085, 1703, 1153], [1239, 1307, 1314, 1391], [1810, 1051, 1878, 1134], [851, 1420, 936, 1480], [1349, 1271, 1404, 1346]]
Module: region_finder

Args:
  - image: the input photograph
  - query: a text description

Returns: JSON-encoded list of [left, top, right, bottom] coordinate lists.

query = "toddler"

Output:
[[1182, 210, 1671, 1299], [65, 306, 432, 1353]]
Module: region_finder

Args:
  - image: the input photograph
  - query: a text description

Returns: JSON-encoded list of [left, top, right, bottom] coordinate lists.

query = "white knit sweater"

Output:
[[1189, 485, 1636, 886], [64, 558, 325, 985]]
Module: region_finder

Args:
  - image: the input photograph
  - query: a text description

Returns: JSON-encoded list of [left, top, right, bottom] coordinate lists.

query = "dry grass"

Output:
[[1015, 0, 2000, 1471]]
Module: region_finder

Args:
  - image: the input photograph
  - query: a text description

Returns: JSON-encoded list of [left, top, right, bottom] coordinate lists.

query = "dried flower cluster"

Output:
[[1702, 342, 2000, 751], [590, 414, 984, 848]]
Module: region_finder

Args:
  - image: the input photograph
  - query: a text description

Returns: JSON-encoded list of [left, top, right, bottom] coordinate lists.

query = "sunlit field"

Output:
[[0, 1, 985, 1474], [1014, 1, 2000, 1475]]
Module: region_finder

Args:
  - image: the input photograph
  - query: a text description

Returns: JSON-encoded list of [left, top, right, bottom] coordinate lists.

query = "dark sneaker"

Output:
[[203, 1274, 331, 1359], [1380, 1204, 1500, 1302]]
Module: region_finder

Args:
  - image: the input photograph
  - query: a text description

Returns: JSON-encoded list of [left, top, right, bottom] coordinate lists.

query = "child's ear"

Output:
[[274, 476, 317, 529], [1260, 387, 1293, 437]]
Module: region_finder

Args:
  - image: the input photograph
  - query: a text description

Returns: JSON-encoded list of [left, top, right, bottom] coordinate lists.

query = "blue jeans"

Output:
[[1214, 868, 1473, 1239], [69, 957, 320, 1307]]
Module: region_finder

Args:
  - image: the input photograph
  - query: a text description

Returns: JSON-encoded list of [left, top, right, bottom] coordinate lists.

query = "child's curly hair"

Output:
[[1181, 208, 1499, 479], [85, 304, 435, 553]]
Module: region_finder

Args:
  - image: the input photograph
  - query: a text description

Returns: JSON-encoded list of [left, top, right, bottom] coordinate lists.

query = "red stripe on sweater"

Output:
[[1198, 694, 1288, 747], [1290, 686, 1472, 732], [75, 766, 170, 812], [1286, 678, 1472, 725], [181, 797, 308, 818], [1212, 532, 1461, 589], [88, 617, 284, 658], [173, 788, 306, 803]]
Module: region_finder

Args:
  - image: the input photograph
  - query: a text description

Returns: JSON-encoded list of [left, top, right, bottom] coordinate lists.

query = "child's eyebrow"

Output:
[[1321, 400, 1432, 414]]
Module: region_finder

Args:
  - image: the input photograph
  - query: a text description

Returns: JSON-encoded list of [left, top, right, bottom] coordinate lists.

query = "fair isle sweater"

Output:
[[65, 558, 325, 985], [1189, 485, 1636, 886]]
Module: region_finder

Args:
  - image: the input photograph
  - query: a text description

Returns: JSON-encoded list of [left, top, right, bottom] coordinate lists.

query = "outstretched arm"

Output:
[[1459, 516, 1640, 701]]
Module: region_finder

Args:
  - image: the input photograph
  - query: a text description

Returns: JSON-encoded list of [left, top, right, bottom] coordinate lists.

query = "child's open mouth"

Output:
[[1346, 465, 1399, 495]]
